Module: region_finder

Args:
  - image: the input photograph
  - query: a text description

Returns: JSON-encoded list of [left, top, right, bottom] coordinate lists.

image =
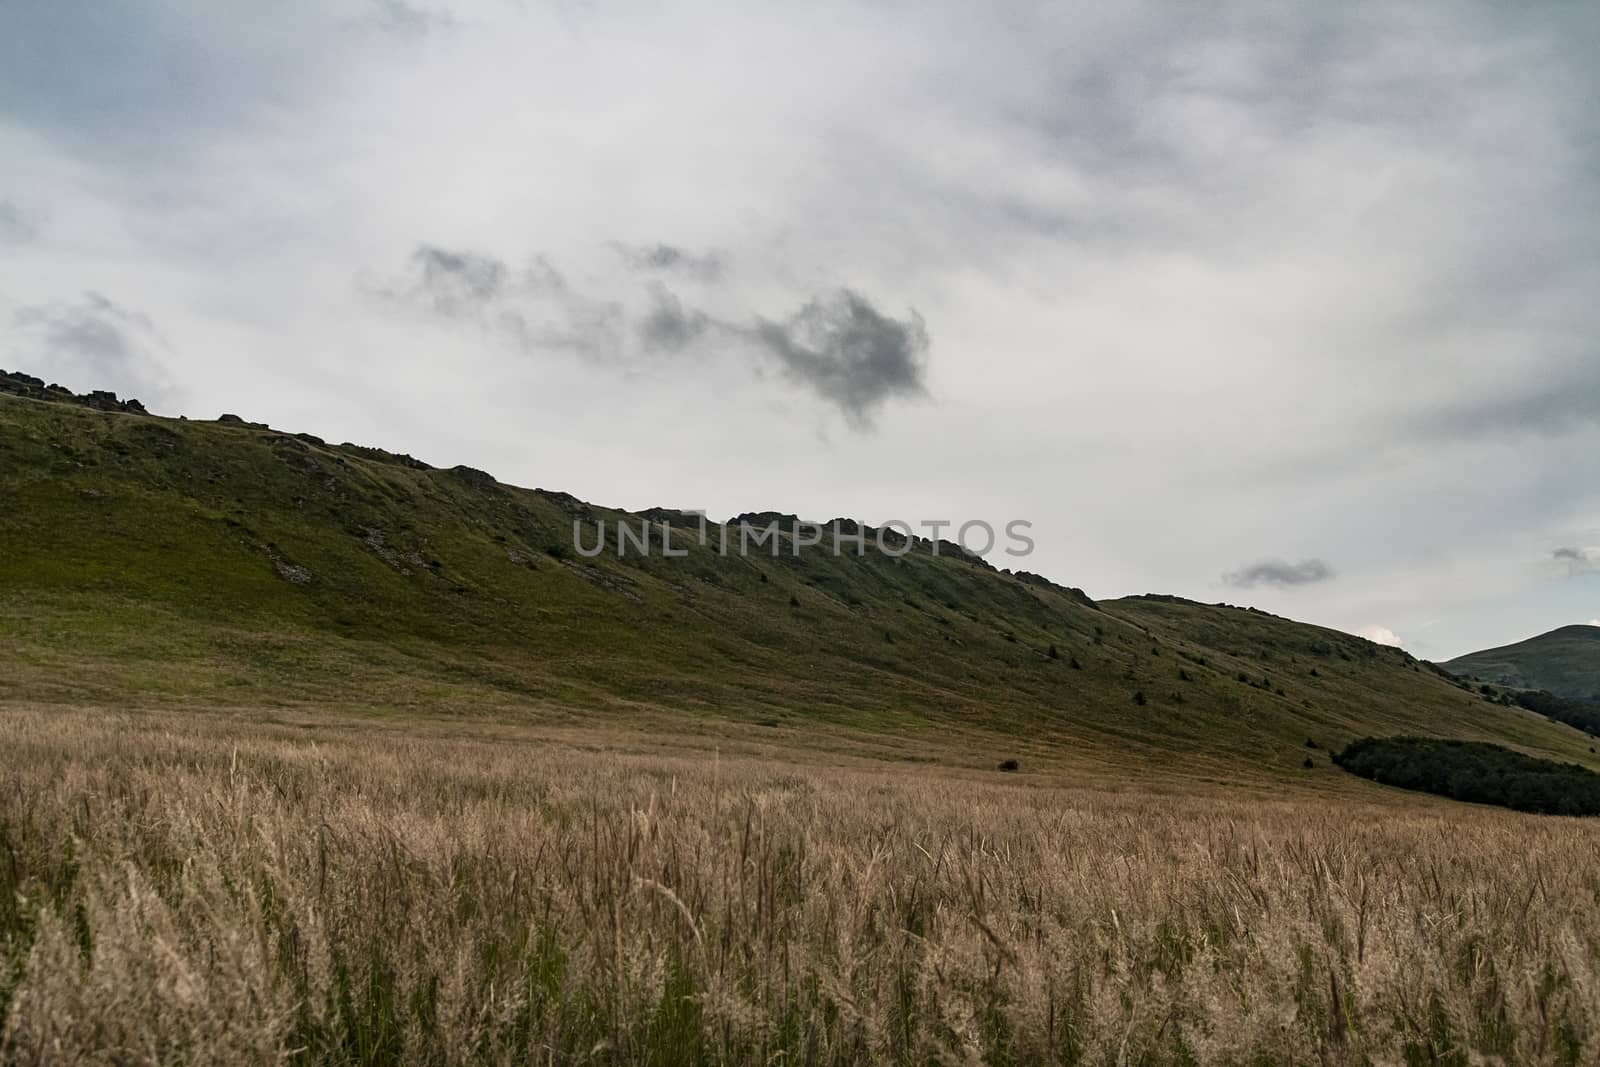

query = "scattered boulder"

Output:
[[258, 543, 313, 585], [729, 511, 802, 529], [336, 443, 432, 470], [448, 465, 497, 490], [273, 559, 313, 585], [639, 507, 705, 526], [535, 488, 593, 518]]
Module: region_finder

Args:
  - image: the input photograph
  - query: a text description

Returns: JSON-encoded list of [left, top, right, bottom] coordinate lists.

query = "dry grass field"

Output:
[[4, 703, 1599, 1066]]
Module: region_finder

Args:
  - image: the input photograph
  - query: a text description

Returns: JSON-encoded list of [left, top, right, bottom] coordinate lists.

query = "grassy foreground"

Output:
[[4, 704, 1600, 1066]]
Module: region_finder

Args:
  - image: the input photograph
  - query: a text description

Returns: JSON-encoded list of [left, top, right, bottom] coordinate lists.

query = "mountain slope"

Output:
[[1444, 625, 1600, 702], [3, 379, 1595, 778]]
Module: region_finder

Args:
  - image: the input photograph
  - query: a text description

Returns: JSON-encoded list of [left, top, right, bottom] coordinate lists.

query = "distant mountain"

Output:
[[1444, 626, 1600, 703], [3, 371, 1596, 777]]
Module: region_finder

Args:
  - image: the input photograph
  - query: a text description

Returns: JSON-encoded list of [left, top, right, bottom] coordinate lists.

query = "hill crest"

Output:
[[1444, 625, 1600, 702], [4, 375, 1597, 779]]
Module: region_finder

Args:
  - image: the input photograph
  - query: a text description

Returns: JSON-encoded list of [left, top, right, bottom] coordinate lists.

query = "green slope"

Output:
[[1443, 626, 1600, 703], [3, 381, 1595, 776]]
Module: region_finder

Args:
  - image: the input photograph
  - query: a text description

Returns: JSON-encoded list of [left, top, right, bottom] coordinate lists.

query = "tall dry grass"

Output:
[[3, 704, 1600, 1065]]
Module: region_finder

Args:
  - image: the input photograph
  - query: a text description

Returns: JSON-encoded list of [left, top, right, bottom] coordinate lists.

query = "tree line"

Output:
[[1334, 736, 1600, 816], [1512, 689, 1600, 736]]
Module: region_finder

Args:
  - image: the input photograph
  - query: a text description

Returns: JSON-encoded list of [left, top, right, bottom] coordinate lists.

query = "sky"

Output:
[[1, 0, 1597, 661]]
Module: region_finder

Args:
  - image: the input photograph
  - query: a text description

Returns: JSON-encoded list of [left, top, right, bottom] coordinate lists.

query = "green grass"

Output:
[[3, 390, 1597, 778], [1444, 626, 1600, 702]]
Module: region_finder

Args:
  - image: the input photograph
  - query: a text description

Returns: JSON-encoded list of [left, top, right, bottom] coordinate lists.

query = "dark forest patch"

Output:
[[1335, 736, 1600, 816]]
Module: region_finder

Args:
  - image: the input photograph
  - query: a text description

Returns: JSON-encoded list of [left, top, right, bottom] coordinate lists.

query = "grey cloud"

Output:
[[525, 297, 628, 362], [748, 290, 929, 426], [614, 243, 726, 282], [1421, 363, 1600, 441], [366, 0, 455, 37], [10, 292, 173, 405], [381, 246, 929, 428], [392, 245, 567, 313], [406, 246, 513, 315], [388, 245, 625, 361], [1223, 558, 1335, 589], [636, 283, 713, 352], [1553, 547, 1600, 575], [0, 4, 348, 161], [0, 200, 36, 243]]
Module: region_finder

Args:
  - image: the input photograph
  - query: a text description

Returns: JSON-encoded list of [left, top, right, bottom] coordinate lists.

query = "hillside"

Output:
[[1444, 626, 1600, 702], [3, 375, 1595, 780]]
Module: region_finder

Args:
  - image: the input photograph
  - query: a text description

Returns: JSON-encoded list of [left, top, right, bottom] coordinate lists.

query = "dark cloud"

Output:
[[10, 292, 172, 404], [379, 245, 929, 427], [1553, 547, 1600, 575], [636, 283, 713, 352], [1222, 558, 1335, 589], [388, 245, 624, 359], [614, 243, 725, 282], [748, 290, 929, 426], [406, 246, 513, 315]]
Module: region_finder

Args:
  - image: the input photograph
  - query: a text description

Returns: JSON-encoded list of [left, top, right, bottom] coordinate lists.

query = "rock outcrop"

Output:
[[0, 370, 149, 415]]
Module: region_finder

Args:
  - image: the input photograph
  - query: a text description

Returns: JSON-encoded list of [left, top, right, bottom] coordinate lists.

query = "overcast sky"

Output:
[[3, 0, 1597, 660]]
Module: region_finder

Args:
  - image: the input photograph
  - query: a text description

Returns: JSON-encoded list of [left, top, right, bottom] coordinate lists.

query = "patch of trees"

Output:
[[1334, 737, 1600, 816], [1513, 690, 1600, 737]]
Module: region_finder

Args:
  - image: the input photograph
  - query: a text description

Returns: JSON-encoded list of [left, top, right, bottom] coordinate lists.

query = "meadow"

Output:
[[4, 702, 1599, 1066]]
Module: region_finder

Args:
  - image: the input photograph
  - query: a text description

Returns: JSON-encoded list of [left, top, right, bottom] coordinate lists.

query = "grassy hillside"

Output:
[[3, 383, 1595, 778], [1444, 625, 1600, 702]]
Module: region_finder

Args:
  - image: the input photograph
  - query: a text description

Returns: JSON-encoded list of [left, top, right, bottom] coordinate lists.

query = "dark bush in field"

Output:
[[1334, 736, 1600, 816]]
